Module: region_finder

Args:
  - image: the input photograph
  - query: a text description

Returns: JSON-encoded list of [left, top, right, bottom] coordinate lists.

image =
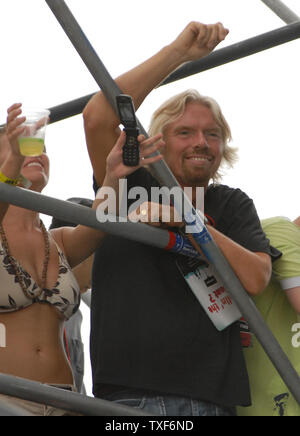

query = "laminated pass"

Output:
[[176, 256, 242, 331]]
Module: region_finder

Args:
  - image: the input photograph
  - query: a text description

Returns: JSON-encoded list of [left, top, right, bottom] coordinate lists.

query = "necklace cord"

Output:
[[0, 221, 50, 300]]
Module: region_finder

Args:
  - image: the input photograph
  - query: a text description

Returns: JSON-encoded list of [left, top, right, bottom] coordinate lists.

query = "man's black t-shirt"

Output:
[[91, 168, 278, 407]]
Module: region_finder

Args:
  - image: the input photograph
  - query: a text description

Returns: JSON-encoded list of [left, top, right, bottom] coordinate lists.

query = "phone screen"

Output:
[[119, 102, 135, 123]]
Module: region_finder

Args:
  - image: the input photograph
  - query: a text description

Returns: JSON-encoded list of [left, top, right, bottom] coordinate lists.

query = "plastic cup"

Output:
[[18, 108, 50, 157]]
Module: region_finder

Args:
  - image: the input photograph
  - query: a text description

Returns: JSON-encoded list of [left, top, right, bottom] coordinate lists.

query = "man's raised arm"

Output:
[[83, 21, 229, 186]]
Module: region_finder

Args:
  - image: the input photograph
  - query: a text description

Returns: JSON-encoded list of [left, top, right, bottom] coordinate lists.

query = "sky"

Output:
[[1, 0, 300, 396]]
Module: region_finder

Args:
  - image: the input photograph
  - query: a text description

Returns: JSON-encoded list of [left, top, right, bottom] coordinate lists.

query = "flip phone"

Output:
[[116, 94, 140, 166]]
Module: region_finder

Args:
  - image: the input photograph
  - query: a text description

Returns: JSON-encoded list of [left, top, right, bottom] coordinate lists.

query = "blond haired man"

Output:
[[84, 22, 280, 416]]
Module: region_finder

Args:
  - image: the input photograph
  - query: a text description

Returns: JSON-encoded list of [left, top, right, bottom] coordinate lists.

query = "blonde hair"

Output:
[[148, 89, 238, 182]]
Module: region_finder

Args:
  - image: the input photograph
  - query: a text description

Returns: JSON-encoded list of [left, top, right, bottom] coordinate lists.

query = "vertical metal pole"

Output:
[[45, 0, 300, 405], [260, 0, 300, 23]]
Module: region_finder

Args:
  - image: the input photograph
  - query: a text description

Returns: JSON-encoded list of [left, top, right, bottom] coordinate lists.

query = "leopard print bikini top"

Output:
[[0, 237, 80, 320]]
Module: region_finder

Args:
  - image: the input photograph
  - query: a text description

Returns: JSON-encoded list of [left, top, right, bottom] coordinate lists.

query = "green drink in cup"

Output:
[[18, 109, 50, 157]]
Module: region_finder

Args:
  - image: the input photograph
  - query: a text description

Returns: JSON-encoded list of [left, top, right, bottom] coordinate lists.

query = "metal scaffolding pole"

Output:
[[40, 21, 300, 124], [49, 92, 95, 124], [260, 0, 300, 24], [1, 21, 299, 128], [160, 20, 300, 87], [0, 183, 199, 260], [44, 0, 300, 406], [0, 373, 151, 416]]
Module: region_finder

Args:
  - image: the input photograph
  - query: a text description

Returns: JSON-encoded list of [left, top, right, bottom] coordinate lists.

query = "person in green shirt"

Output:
[[238, 216, 300, 416]]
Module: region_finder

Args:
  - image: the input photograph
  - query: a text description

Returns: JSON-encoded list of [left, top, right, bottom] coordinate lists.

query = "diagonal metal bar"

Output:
[[1, 21, 300, 127], [160, 20, 300, 86], [43, 21, 300, 124], [44, 0, 300, 406], [260, 0, 300, 24]]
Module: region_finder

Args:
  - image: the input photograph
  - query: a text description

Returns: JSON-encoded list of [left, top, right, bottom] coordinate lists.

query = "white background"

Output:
[[1, 0, 300, 396]]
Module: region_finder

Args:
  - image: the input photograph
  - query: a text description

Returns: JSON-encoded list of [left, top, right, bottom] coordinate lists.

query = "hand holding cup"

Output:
[[17, 107, 50, 157]]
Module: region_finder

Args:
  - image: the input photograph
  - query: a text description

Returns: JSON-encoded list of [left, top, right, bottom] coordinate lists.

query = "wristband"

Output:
[[18, 174, 32, 189], [0, 171, 19, 186]]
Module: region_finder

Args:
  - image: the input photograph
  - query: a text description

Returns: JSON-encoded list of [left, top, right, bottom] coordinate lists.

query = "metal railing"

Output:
[[1, 19, 300, 128], [0, 374, 151, 416], [260, 0, 300, 24], [0, 183, 201, 260], [43, 20, 300, 124], [159, 20, 300, 86]]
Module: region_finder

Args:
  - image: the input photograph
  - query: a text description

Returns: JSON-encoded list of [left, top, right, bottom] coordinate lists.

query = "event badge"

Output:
[[176, 256, 242, 331]]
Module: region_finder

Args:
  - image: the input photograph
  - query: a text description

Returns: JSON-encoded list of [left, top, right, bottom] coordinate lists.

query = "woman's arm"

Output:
[[83, 21, 229, 187]]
